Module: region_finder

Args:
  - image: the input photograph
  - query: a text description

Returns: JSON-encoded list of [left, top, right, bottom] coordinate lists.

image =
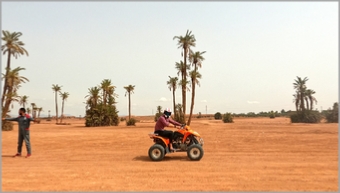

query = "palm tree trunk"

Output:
[[305, 98, 309, 110], [2, 85, 13, 118], [182, 48, 187, 122], [172, 89, 176, 119], [187, 79, 195, 126], [2, 50, 12, 107], [61, 99, 64, 123], [55, 92, 58, 124], [128, 92, 131, 120]]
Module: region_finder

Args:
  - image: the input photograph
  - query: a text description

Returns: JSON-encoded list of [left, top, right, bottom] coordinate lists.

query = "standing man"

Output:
[[3, 108, 34, 158]]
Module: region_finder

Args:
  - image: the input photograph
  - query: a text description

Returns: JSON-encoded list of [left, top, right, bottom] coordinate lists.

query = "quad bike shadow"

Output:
[[148, 125, 204, 161]]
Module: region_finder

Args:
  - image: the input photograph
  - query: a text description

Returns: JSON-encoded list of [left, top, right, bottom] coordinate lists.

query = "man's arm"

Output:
[[169, 119, 182, 127], [4, 117, 19, 122]]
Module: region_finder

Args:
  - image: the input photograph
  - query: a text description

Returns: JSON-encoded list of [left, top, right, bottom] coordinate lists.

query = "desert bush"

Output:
[[126, 118, 136, 126], [2, 121, 13, 131], [214, 112, 222, 120], [197, 112, 202, 118], [269, 111, 275, 119], [120, 117, 126, 122], [222, 113, 233, 123], [290, 110, 321, 123], [324, 102, 338, 123]]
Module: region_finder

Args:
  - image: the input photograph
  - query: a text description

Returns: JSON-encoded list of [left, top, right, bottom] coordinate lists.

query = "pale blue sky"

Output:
[[1, 1, 338, 117]]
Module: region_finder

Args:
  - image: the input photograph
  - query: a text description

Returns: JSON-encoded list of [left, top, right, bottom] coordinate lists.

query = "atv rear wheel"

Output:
[[187, 144, 204, 161], [148, 144, 165, 161]]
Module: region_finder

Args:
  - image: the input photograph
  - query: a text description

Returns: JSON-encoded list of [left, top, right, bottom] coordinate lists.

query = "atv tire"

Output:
[[187, 144, 204, 161], [148, 144, 165, 161]]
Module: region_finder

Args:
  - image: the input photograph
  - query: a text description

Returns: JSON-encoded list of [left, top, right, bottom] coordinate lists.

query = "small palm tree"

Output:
[[100, 79, 112, 106], [167, 76, 178, 119], [85, 87, 101, 109], [60, 92, 70, 123], [305, 89, 317, 110], [1, 67, 28, 118], [293, 76, 308, 111], [37, 107, 43, 118], [19, 95, 29, 108], [1, 30, 29, 106], [124, 85, 135, 120], [52, 84, 62, 124]]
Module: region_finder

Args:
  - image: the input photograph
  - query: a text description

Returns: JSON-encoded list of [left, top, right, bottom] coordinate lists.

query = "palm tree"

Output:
[[27, 107, 31, 115], [293, 76, 308, 111], [60, 92, 70, 123], [85, 87, 101, 109], [157, 106, 162, 114], [167, 76, 178, 119], [19, 95, 28, 108], [305, 89, 317, 110], [1, 67, 29, 118], [293, 92, 300, 112], [100, 79, 113, 106], [187, 50, 206, 125], [1, 30, 28, 106], [187, 70, 202, 125], [30, 103, 36, 118], [52, 84, 62, 124], [173, 30, 196, 122], [37, 107, 43, 118], [124, 85, 135, 120]]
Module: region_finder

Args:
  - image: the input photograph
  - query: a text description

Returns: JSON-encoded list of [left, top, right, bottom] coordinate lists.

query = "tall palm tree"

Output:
[[293, 76, 308, 111], [305, 89, 317, 110], [187, 50, 206, 125], [1, 67, 28, 118], [52, 84, 62, 124], [124, 85, 135, 120], [173, 30, 196, 121], [60, 92, 70, 123], [187, 70, 202, 125], [19, 95, 29, 108], [167, 76, 178, 119], [1, 30, 28, 106]]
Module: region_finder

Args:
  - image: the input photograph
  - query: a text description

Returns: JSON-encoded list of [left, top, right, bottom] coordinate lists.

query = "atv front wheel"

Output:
[[187, 144, 204, 161], [148, 144, 165, 161]]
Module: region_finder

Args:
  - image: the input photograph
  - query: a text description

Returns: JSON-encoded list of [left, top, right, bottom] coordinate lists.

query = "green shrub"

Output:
[[197, 112, 202, 118], [2, 121, 13, 131], [126, 118, 136, 126], [290, 110, 322, 123], [269, 111, 275, 119], [325, 102, 338, 123], [154, 113, 161, 122], [120, 117, 126, 122], [222, 113, 233, 123], [214, 112, 222, 120]]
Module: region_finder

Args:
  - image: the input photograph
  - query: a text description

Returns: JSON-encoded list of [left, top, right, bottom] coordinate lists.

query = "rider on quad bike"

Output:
[[154, 108, 183, 151]]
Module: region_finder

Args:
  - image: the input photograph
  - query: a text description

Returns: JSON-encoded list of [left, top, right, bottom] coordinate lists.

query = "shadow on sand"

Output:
[[2, 155, 15, 158], [132, 155, 189, 162]]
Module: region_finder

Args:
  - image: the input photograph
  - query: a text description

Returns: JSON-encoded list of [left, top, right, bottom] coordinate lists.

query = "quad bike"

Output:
[[148, 125, 204, 161]]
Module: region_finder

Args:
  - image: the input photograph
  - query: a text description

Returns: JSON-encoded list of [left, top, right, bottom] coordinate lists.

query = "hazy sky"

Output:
[[1, 1, 338, 117]]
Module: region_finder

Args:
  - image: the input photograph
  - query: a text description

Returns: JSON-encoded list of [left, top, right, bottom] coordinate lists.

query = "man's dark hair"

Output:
[[19, 108, 26, 113]]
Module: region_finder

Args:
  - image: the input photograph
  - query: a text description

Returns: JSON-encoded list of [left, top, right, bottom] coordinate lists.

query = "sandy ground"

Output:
[[1, 117, 338, 191]]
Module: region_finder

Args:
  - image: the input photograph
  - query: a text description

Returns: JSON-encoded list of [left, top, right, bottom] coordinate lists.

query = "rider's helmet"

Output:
[[163, 108, 172, 118]]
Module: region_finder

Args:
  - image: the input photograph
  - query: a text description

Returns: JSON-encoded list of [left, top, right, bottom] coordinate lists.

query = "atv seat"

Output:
[[148, 133, 159, 138]]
